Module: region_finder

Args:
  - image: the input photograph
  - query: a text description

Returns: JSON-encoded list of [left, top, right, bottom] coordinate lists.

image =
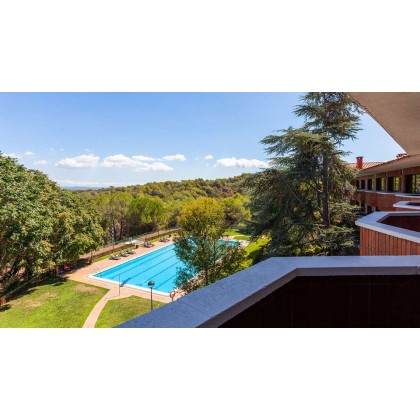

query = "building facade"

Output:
[[350, 93, 420, 256]]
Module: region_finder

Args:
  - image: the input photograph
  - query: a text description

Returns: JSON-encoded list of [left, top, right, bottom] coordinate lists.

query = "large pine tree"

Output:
[[247, 93, 362, 256]]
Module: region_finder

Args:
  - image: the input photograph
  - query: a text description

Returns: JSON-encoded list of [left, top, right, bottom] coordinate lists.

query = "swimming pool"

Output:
[[91, 241, 239, 294]]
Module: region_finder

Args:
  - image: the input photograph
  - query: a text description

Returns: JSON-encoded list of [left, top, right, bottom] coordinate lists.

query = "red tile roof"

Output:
[[347, 162, 383, 170]]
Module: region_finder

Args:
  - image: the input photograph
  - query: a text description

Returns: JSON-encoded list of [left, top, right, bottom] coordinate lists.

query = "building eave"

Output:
[[350, 92, 420, 155]]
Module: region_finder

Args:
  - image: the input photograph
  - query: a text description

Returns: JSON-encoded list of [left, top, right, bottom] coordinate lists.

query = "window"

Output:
[[406, 174, 420, 194], [387, 176, 400, 192], [376, 178, 385, 191], [367, 179, 373, 190], [356, 180, 360, 189], [360, 180, 366, 190]]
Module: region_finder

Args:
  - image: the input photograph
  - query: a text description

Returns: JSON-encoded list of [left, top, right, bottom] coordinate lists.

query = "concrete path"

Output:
[[83, 289, 117, 328], [63, 240, 179, 327]]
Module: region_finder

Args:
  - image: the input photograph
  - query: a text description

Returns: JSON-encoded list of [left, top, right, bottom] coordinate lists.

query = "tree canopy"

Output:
[[78, 175, 251, 244], [247, 92, 361, 256], [0, 154, 103, 296], [174, 197, 245, 293]]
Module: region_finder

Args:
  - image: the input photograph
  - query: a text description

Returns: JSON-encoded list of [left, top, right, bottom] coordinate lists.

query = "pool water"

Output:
[[92, 241, 239, 294]]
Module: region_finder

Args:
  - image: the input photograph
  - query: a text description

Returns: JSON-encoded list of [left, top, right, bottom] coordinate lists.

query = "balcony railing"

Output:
[[117, 255, 420, 328]]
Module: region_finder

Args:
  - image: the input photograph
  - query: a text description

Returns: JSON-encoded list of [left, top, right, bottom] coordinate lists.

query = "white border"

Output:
[[88, 242, 174, 296], [355, 211, 420, 243], [393, 201, 420, 210]]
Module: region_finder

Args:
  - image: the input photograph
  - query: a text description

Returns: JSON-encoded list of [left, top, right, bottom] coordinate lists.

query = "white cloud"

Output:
[[34, 160, 48, 165], [132, 155, 157, 162], [4, 152, 21, 159], [101, 154, 137, 168], [56, 154, 100, 168], [162, 154, 186, 161], [204, 155, 214, 160], [215, 157, 269, 169], [24, 151, 35, 157], [101, 154, 173, 172], [134, 162, 173, 172]]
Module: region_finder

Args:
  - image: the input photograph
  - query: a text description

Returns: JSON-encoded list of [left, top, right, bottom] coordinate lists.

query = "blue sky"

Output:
[[0, 93, 404, 188]]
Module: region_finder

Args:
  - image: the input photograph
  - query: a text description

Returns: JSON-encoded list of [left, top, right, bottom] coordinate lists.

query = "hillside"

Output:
[[76, 173, 252, 201], [74, 173, 253, 242]]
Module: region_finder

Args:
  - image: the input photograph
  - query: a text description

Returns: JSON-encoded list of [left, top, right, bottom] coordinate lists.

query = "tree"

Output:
[[294, 92, 362, 227], [110, 192, 132, 241], [174, 197, 245, 293], [247, 93, 361, 256], [128, 196, 167, 234], [93, 191, 132, 243], [221, 193, 251, 226], [0, 154, 104, 296]]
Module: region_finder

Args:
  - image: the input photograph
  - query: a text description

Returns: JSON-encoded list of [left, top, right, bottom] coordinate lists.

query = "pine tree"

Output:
[[294, 92, 362, 227], [247, 93, 362, 256]]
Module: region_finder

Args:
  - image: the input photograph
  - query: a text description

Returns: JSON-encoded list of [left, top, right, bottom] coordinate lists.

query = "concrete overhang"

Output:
[[350, 92, 420, 155], [117, 255, 420, 328]]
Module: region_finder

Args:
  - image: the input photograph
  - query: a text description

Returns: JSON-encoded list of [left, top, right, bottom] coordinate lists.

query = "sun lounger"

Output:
[[144, 241, 154, 248], [127, 248, 135, 254], [120, 250, 129, 257], [110, 254, 121, 260]]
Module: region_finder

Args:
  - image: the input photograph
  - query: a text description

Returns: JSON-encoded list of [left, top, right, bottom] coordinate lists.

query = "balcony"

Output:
[[356, 211, 420, 255], [354, 190, 420, 211], [117, 255, 420, 327]]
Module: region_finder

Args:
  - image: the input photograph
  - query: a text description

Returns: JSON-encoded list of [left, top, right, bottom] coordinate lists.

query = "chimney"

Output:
[[356, 156, 363, 170]]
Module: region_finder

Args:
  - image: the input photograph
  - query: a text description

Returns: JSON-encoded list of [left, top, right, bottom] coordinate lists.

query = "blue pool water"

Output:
[[93, 241, 239, 294]]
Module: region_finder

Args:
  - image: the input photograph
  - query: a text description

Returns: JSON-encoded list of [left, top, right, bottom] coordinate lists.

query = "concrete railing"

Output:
[[116, 255, 420, 328]]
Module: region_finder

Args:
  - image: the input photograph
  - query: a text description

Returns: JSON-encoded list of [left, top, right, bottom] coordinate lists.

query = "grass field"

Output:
[[95, 295, 165, 328], [223, 228, 251, 241], [0, 277, 108, 328], [242, 236, 270, 268]]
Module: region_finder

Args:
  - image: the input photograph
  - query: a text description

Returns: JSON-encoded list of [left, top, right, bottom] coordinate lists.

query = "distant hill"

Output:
[[75, 173, 252, 201], [64, 186, 99, 191]]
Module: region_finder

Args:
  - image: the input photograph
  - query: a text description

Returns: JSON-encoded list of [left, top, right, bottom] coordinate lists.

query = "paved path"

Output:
[[82, 286, 156, 328], [63, 240, 179, 328], [65, 237, 247, 327], [83, 289, 116, 328]]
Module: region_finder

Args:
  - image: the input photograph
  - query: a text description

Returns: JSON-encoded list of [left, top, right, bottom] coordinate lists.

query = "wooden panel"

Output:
[[360, 228, 420, 256]]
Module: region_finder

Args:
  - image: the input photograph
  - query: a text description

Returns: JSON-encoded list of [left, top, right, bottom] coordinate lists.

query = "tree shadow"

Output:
[[0, 304, 11, 312], [238, 227, 253, 236], [246, 242, 268, 264], [5, 276, 66, 303], [44, 277, 66, 287]]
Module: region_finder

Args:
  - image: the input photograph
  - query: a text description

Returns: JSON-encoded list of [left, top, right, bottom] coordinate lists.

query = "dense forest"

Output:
[[74, 174, 252, 244], [0, 154, 103, 296], [77, 174, 250, 200]]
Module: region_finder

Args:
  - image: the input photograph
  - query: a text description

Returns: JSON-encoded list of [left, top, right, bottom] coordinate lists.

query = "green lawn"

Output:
[[95, 296, 165, 328], [223, 228, 251, 241], [0, 277, 108, 328], [241, 236, 270, 268]]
